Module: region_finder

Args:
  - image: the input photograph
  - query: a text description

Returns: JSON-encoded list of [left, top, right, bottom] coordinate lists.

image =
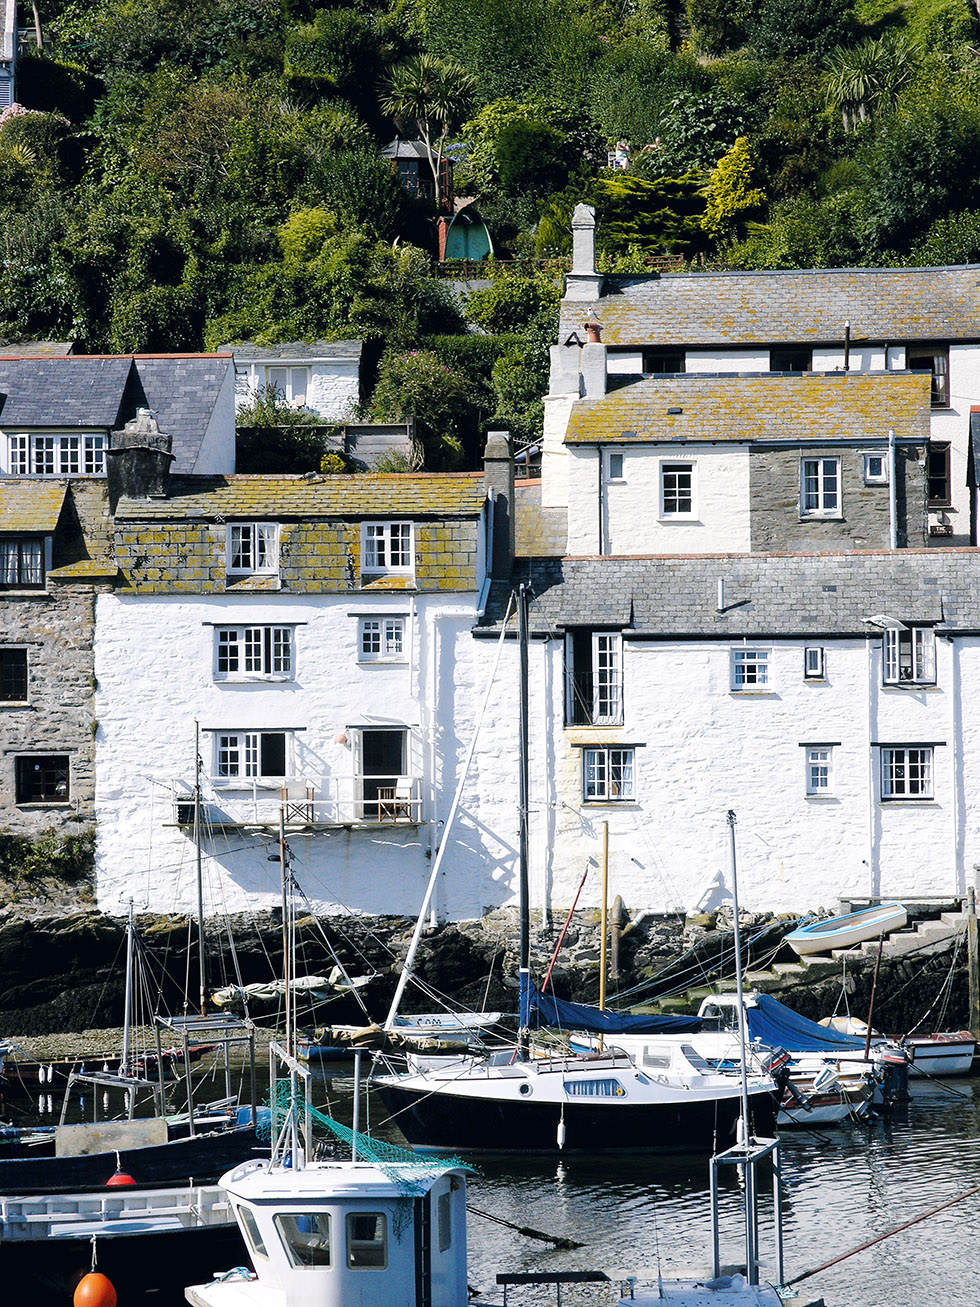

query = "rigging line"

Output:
[[899, 931, 963, 1040], [292, 881, 373, 1021]]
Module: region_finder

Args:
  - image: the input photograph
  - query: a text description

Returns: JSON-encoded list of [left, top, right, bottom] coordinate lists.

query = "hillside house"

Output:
[[0, 0, 15, 110], [226, 340, 362, 423]]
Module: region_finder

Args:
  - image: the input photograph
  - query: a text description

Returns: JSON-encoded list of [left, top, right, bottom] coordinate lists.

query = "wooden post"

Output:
[[968, 885, 979, 1042]]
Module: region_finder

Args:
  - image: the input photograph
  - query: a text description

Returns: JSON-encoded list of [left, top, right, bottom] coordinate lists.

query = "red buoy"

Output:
[[105, 1168, 136, 1187], [73, 1271, 117, 1307]]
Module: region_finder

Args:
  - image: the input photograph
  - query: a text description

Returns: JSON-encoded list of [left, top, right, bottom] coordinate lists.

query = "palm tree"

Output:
[[825, 34, 917, 131], [380, 54, 476, 212]]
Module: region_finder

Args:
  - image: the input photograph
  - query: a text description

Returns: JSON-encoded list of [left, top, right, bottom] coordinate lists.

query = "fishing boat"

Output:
[[819, 1015, 977, 1078], [784, 903, 907, 956]]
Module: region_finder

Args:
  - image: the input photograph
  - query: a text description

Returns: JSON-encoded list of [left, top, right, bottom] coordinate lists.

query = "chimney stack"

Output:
[[565, 204, 603, 302], [106, 409, 175, 512], [483, 429, 515, 580]]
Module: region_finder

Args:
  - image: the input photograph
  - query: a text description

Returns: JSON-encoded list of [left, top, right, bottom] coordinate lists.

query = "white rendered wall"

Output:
[[541, 393, 575, 510], [235, 361, 359, 421], [193, 362, 237, 474], [566, 444, 752, 555], [93, 591, 488, 920]]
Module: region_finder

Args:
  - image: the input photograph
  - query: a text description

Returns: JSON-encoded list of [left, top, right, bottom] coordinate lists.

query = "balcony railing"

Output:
[[170, 777, 423, 829], [567, 673, 623, 727]]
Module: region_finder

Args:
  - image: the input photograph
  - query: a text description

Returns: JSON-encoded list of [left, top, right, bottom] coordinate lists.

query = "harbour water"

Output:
[[15, 1064, 980, 1306]]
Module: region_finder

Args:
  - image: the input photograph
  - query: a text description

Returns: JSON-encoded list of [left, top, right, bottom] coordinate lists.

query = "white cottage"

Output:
[[226, 340, 362, 422]]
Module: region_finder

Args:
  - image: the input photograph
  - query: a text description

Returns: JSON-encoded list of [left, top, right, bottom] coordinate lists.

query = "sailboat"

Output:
[[374, 587, 779, 1153]]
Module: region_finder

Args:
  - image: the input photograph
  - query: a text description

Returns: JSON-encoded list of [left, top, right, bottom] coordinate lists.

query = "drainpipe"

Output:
[[597, 444, 605, 555], [888, 427, 898, 549], [843, 321, 850, 372]]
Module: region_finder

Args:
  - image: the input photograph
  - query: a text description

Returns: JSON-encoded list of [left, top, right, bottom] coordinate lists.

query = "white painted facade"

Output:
[[190, 361, 238, 474], [93, 590, 505, 922], [565, 444, 752, 556], [233, 350, 360, 422]]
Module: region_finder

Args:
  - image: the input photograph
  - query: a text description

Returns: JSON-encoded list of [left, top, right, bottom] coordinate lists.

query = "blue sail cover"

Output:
[[529, 983, 702, 1035], [746, 994, 867, 1052]]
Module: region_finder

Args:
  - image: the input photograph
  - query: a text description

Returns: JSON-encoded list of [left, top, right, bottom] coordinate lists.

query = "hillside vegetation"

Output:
[[3, 0, 980, 466]]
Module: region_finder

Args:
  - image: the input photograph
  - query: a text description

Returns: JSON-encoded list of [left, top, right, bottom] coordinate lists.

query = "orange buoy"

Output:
[[73, 1271, 117, 1307], [106, 1168, 136, 1186]]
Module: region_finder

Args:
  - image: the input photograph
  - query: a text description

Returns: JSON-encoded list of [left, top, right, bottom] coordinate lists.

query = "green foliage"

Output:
[[824, 33, 917, 130], [686, 0, 756, 55], [588, 38, 680, 146], [749, 0, 853, 60], [721, 190, 872, 268], [236, 385, 331, 473], [0, 828, 95, 884], [651, 89, 753, 175], [907, 209, 980, 265], [15, 50, 103, 122], [278, 206, 338, 261], [369, 348, 473, 468], [597, 171, 708, 254], [464, 268, 561, 337], [701, 137, 765, 240], [284, 9, 384, 127], [903, 0, 977, 51]]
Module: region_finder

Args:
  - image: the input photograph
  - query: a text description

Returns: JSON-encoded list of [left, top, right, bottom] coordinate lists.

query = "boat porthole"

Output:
[[519, 1083, 532, 1095]]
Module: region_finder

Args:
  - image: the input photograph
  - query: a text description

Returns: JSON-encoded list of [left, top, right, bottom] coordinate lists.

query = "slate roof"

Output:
[[0, 341, 76, 356], [0, 358, 135, 427], [560, 265, 980, 348], [0, 479, 67, 532], [564, 372, 932, 445], [381, 138, 430, 159], [222, 340, 363, 361], [135, 356, 232, 472], [481, 552, 980, 636], [113, 473, 488, 520]]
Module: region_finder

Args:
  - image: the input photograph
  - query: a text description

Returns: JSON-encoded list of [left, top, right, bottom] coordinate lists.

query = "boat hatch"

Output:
[[563, 1077, 626, 1097]]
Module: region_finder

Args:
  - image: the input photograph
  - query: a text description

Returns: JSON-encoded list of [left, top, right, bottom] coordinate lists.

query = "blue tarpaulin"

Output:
[[745, 994, 868, 1052], [529, 983, 702, 1035]]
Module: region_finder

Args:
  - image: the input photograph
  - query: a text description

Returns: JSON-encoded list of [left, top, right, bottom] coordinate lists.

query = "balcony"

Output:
[[566, 673, 623, 727], [170, 776, 423, 830]]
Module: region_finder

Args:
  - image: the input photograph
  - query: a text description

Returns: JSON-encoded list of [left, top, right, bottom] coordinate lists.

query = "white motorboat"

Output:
[[819, 1016, 976, 1077], [784, 903, 907, 956]]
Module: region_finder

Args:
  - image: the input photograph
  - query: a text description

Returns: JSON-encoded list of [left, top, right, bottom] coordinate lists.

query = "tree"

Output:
[[380, 54, 476, 212], [596, 171, 708, 254], [701, 137, 765, 242], [824, 35, 917, 132], [369, 349, 473, 469], [748, 0, 852, 61]]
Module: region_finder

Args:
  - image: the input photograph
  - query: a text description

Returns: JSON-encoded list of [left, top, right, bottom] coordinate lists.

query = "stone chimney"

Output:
[[564, 203, 603, 302], [483, 429, 514, 580], [106, 409, 175, 512]]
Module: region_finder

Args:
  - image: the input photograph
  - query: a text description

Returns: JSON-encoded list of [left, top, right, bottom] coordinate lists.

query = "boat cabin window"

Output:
[[564, 1077, 626, 1097], [237, 1205, 269, 1260], [275, 1211, 332, 1267], [699, 1002, 738, 1032], [346, 1212, 387, 1268], [437, 1191, 452, 1251], [640, 1044, 672, 1069]]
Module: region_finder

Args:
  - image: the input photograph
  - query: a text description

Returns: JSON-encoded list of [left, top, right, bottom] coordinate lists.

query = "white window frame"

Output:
[[731, 648, 769, 691], [226, 522, 279, 576], [5, 431, 107, 476], [362, 522, 413, 576], [800, 457, 841, 518], [215, 626, 294, 680], [805, 746, 833, 796], [582, 746, 635, 802], [863, 452, 888, 485], [883, 626, 936, 686], [659, 460, 696, 518], [804, 647, 825, 680], [880, 746, 934, 801], [213, 730, 290, 781], [358, 616, 407, 663], [606, 450, 625, 482], [265, 365, 310, 406]]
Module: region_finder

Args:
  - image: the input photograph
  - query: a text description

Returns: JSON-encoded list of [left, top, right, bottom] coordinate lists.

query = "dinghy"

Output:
[[785, 903, 907, 956]]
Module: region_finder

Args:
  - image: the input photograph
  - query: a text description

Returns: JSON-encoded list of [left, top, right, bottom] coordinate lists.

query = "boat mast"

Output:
[[194, 720, 206, 1016], [726, 810, 752, 1141], [518, 582, 531, 1059], [121, 898, 134, 1084]]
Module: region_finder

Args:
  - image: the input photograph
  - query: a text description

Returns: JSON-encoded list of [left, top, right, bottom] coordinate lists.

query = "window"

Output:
[[864, 453, 888, 485], [346, 1213, 387, 1269], [881, 746, 933, 800], [237, 1206, 268, 1261], [883, 626, 936, 686], [353, 727, 410, 820], [804, 647, 825, 680], [583, 747, 634, 802], [15, 755, 69, 804], [215, 731, 288, 780], [731, 649, 769, 690], [266, 366, 309, 406], [660, 462, 695, 517], [907, 346, 949, 407], [0, 538, 44, 589], [0, 648, 28, 701], [275, 1212, 332, 1267], [437, 1192, 452, 1252], [215, 627, 293, 680], [805, 746, 833, 796], [927, 442, 951, 507], [770, 346, 812, 372], [227, 523, 278, 576], [566, 631, 623, 725], [800, 458, 840, 517], [642, 348, 685, 374], [6, 432, 106, 476], [359, 617, 406, 662], [606, 451, 625, 481], [362, 522, 413, 576]]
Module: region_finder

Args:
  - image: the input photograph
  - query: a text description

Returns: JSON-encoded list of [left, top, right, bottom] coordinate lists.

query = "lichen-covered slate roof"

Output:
[[560, 265, 980, 347], [515, 482, 567, 557], [0, 358, 135, 427], [113, 474, 487, 520], [564, 373, 931, 444], [222, 340, 363, 360], [481, 552, 980, 636], [0, 341, 75, 357], [0, 479, 67, 531]]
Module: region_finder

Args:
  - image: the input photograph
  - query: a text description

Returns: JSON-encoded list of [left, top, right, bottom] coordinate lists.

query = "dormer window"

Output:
[[362, 522, 413, 577], [6, 432, 106, 476], [907, 346, 949, 407], [770, 346, 812, 372], [0, 537, 44, 589], [227, 523, 279, 576]]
